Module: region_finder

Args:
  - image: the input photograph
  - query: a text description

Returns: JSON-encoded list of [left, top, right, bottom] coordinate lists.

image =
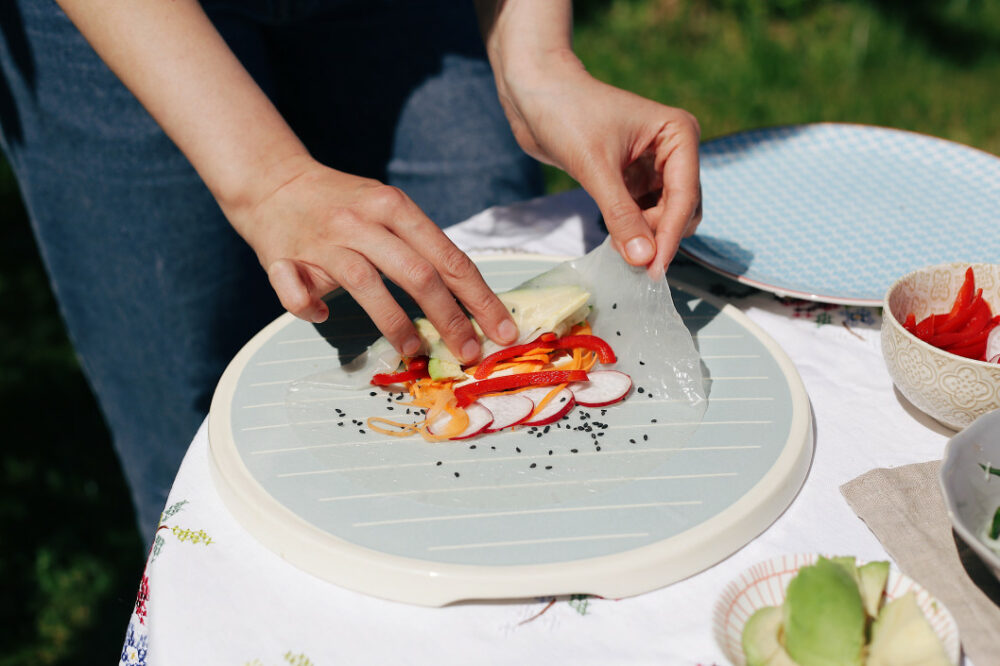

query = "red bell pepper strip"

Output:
[[371, 356, 429, 386], [902, 312, 917, 334], [936, 269, 978, 334], [941, 315, 1000, 360], [473, 333, 557, 379], [553, 334, 617, 363], [924, 297, 992, 348], [455, 370, 588, 407]]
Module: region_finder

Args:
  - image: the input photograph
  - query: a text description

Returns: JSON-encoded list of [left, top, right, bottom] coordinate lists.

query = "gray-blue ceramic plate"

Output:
[[208, 254, 813, 606]]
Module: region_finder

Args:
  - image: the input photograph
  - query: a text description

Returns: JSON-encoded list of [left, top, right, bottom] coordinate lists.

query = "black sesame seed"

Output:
[[436, 461, 443, 466], [638, 360, 646, 366], [337, 422, 344, 427], [570, 448, 578, 453], [596, 445, 601, 451], [516, 447, 521, 453], [629, 438, 636, 444], [651, 418, 657, 423], [369, 392, 377, 397], [454, 472, 460, 478], [612, 303, 618, 310], [543, 426, 551, 434], [643, 434, 649, 441], [616, 331, 621, 336], [637, 387, 645, 394], [548, 449, 553, 455], [469, 445, 477, 449], [358, 429, 366, 435], [545, 465, 553, 470], [530, 463, 537, 469]]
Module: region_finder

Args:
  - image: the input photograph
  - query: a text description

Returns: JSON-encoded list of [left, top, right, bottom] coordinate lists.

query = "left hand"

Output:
[[495, 52, 702, 276]]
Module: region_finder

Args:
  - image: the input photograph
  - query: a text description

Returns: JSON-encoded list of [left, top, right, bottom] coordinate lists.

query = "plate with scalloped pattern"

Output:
[[682, 123, 1000, 305]]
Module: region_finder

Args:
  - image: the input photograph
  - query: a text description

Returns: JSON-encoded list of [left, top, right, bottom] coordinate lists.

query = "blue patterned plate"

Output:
[[681, 123, 1000, 305]]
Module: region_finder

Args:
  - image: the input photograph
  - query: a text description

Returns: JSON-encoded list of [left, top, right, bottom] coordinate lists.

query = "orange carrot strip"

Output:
[[530, 382, 568, 417], [366, 417, 419, 437]]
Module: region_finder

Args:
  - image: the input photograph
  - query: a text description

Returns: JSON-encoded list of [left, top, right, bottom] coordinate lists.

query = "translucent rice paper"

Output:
[[288, 237, 706, 422], [516, 237, 706, 412]]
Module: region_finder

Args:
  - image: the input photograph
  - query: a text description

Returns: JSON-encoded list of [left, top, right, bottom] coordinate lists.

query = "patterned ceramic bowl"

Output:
[[713, 553, 961, 666], [881, 262, 1000, 431]]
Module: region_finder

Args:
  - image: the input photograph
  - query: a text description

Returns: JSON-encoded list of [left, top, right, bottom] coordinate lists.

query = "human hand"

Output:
[[228, 156, 519, 363], [493, 51, 702, 276]]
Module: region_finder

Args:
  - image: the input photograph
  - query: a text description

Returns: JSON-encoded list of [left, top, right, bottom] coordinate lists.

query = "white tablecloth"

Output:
[[119, 190, 960, 666]]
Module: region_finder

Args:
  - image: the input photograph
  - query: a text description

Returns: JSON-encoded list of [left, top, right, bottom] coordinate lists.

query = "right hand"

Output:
[[228, 156, 519, 364]]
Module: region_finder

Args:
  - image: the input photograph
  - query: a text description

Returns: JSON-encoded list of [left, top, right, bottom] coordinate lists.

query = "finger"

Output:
[[343, 226, 487, 364], [323, 246, 425, 357], [267, 259, 330, 324], [578, 161, 656, 266], [388, 205, 520, 348], [648, 129, 701, 274]]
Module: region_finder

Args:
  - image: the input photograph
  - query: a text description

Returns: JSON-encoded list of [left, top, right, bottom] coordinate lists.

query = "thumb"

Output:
[[580, 169, 655, 266]]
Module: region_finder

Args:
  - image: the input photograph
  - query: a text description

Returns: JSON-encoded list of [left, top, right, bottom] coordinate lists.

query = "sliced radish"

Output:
[[426, 402, 494, 440], [987, 326, 1000, 363], [568, 370, 632, 407], [519, 387, 576, 426], [476, 394, 534, 431]]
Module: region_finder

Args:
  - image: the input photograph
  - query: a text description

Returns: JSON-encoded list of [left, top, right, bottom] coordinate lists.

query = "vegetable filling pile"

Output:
[[366, 323, 632, 441]]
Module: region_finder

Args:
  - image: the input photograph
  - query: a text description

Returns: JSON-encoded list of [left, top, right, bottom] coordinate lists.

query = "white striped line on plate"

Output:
[[427, 532, 650, 552], [245, 416, 765, 450], [275, 445, 761, 477], [352, 500, 701, 527], [256, 354, 341, 366], [317, 471, 739, 501]]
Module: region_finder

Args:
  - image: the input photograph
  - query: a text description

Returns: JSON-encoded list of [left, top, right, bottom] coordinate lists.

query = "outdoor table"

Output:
[[118, 189, 966, 665]]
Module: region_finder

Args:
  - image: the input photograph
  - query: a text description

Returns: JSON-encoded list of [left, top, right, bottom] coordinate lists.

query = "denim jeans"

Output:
[[0, 0, 542, 538]]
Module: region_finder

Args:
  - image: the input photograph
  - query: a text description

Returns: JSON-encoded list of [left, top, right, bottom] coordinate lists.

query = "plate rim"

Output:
[[208, 253, 814, 606]]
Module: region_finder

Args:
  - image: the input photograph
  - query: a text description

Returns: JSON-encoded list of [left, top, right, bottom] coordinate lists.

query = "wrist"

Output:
[[216, 148, 315, 247]]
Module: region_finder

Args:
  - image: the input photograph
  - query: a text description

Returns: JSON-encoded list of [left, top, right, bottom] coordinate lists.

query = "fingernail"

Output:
[[498, 318, 518, 343], [402, 335, 421, 356], [625, 237, 654, 264], [461, 338, 480, 364], [311, 306, 329, 323]]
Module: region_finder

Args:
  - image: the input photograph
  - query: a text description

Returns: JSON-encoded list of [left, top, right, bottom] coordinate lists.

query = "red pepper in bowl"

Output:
[[906, 267, 1000, 361]]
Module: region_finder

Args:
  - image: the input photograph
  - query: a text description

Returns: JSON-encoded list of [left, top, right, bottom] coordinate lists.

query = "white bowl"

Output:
[[940, 408, 1000, 583], [712, 553, 961, 666], [881, 262, 1000, 430]]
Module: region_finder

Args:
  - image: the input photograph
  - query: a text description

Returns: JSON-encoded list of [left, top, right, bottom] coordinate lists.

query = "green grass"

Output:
[[546, 0, 1000, 191], [2, 1, 1000, 662], [0, 159, 144, 665]]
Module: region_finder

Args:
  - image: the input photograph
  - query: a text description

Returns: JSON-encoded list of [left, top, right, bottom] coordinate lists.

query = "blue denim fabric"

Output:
[[0, 0, 542, 538]]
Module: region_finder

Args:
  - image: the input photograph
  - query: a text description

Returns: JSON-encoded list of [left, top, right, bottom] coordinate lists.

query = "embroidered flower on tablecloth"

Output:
[[134, 573, 150, 624], [119, 615, 148, 666]]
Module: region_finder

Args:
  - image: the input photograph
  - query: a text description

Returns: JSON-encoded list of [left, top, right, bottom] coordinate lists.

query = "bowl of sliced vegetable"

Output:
[[940, 408, 1000, 583], [713, 553, 960, 665], [882, 262, 1000, 430]]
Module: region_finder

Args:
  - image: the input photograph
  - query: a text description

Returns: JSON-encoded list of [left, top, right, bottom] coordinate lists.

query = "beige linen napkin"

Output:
[[840, 460, 1000, 663]]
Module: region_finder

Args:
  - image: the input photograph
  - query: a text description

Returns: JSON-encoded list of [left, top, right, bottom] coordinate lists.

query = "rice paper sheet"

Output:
[[515, 237, 706, 412], [289, 238, 706, 426]]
